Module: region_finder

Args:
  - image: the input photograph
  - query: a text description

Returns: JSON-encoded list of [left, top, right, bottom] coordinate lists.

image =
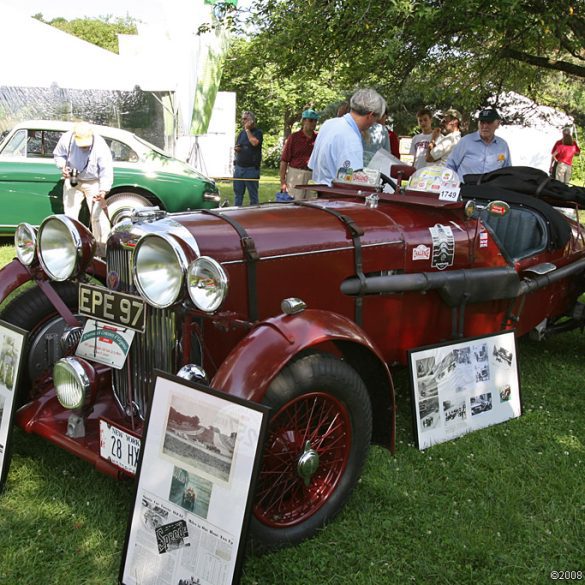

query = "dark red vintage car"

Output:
[[1, 164, 584, 549]]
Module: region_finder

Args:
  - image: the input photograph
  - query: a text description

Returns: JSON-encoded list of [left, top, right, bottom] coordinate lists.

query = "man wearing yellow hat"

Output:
[[53, 121, 113, 247]]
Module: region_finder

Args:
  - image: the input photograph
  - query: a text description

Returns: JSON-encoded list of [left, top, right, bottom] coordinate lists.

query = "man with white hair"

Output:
[[446, 107, 511, 180], [309, 88, 386, 186], [53, 121, 113, 246]]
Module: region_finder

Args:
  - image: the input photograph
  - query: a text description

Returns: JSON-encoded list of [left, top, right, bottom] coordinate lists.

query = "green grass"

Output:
[[216, 167, 281, 205], [1, 193, 584, 584]]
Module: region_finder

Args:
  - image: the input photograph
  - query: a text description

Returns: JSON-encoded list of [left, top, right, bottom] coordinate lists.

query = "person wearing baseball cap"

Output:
[[550, 125, 580, 184], [446, 107, 511, 180], [279, 108, 320, 199], [426, 108, 462, 165], [53, 121, 113, 250]]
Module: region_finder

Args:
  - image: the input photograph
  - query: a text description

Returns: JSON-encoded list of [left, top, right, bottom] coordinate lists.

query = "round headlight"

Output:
[[187, 256, 228, 312], [14, 223, 37, 266], [53, 357, 93, 410], [37, 215, 93, 281], [133, 234, 193, 308]]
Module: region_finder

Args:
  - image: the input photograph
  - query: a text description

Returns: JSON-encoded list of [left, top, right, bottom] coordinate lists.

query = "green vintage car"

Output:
[[0, 120, 221, 235]]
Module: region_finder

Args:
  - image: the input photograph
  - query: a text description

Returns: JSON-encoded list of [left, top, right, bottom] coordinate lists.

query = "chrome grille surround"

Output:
[[106, 216, 198, 419]]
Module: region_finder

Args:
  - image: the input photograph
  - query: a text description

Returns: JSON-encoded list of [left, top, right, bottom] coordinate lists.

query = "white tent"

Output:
[[0, 3, 153, 91]]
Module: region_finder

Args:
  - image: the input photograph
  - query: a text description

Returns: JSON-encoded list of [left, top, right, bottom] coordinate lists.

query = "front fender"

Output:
[[212, 309, 392, 403], [0, 259, 34, 304], [0, 257, 107, 308]]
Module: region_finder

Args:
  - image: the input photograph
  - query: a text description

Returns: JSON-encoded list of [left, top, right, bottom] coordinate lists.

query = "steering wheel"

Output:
[[380, 172, 397, 191]]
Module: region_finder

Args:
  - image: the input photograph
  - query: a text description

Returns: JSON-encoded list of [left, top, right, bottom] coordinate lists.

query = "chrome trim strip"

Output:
[[220, 240, 402, 264]]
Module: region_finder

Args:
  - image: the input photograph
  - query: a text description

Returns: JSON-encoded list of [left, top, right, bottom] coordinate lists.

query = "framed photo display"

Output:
[[0, 320, 28, 493], [119, 372, 270, 585], [408, 331, 521, 450]]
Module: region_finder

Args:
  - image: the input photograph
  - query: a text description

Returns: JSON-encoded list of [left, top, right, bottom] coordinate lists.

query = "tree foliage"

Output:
[[230, 0, 585, 129], [220, 37, 347, 165], [33, 14, 137, 54]]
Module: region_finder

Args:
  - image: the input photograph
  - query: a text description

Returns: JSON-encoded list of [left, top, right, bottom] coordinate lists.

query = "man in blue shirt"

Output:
[[233, 111, 263, 206], [309, 88, 386, 186], [446, 108, 511, 180]]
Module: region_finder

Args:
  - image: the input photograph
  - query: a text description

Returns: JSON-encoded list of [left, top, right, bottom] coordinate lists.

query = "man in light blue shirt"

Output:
[[446, 108, 511, 180], [54, 121, 113, 246], [309, 88, 386, 186]]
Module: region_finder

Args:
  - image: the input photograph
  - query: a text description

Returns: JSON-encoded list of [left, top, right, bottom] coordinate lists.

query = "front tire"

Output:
[[250, 353, 372, 551], [0, 283, 82, 402]]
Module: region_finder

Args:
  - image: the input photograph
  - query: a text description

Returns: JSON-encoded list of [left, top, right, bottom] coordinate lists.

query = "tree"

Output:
[[33, 14, 137, 54], [232, 0, 585, 127], [220, 37, 347, 165]]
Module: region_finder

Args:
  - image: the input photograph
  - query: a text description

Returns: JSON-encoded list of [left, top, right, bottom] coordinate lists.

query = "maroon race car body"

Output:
[[1, 165, 584, 549]]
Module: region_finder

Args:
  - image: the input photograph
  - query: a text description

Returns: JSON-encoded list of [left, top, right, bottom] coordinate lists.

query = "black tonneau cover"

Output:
[[461, 166, 575, 250]]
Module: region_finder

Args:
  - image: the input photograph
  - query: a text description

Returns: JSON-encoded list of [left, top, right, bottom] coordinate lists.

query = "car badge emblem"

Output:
[[107, 270, 120, 291]]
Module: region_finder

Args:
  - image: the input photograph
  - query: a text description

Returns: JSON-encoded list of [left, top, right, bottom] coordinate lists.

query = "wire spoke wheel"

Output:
[[249, 353, 372, 551], [254, 391, 351, 527]]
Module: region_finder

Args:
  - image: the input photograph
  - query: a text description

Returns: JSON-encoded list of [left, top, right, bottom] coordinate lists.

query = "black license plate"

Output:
[[79, 283, 146, 332]]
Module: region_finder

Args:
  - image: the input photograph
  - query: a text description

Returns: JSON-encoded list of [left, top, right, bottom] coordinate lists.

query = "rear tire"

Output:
[[250, 353, 372, 551]]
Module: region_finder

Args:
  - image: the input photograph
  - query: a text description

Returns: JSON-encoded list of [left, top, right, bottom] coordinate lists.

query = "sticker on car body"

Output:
[[412, 244, 431, 261], [429, 224, 454, 270]]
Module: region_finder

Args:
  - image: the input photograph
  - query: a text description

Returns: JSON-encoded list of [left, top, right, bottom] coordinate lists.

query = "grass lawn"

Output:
[[216, 167, 282, 205], [0, 189, 584, 584]]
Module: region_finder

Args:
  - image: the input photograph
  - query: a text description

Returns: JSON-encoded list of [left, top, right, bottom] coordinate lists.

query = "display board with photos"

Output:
[[119, 372, 269, 585], [408, 331, 521, 450], [0, 320, 28, 492]]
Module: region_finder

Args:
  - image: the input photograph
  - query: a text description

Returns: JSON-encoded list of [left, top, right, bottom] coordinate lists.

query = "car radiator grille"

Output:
[[107, 245, 177, 419]]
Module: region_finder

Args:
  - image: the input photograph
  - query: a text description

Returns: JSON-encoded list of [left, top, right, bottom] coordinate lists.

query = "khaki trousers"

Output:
[[285, 167, 314, 200], [63, 179, 106, 243]]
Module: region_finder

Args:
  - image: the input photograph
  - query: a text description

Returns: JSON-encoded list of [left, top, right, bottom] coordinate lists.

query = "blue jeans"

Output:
[[233, 165, 260, 206]]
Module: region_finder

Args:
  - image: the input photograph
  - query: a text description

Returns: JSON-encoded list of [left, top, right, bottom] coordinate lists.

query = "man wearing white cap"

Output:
[[53, 121, 113, 246]]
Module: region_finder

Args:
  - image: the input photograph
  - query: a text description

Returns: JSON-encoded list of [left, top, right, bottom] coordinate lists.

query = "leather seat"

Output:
[[484, 207, 547, 260]]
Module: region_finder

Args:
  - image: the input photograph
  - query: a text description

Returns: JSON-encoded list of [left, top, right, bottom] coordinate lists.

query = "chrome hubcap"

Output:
[[297, 440, 320, 486]]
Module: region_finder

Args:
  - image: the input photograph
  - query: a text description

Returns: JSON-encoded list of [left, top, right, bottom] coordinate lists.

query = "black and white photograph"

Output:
[[453, 347, 471, 365], [443, 399, 467, 426], [162, 394, 238, 484], [416, 356, 436, 378], [419, 397, 440, 431], [169, 465, 213, 519], [408, 331, 521, 449], [470, 392, 493, 416], [472, 342, 488, 363], [417, 376, 438, 399], [474, 362, 490, 383], [0, 320, 27, 492], [140, 495, 169, 532], [0, 331, 19, 391], [493, 345, 514, 366]]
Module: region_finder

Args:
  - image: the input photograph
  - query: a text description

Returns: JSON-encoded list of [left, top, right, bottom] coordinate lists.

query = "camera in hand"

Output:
[[70, 168, 79, 187]]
